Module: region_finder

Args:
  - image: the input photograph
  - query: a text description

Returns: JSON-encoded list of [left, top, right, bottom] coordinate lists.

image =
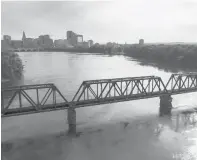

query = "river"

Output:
[[2, 52, 197, 160]]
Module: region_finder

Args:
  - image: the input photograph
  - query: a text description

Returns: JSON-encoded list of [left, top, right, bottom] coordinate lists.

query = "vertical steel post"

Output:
[[36, 88, 39, 108], [19, 90, 22, 109]]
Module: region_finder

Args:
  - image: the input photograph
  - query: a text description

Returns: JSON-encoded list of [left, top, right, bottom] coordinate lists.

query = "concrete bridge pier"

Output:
[[67, 106, 76, 136], [159, 94, 173, 116]]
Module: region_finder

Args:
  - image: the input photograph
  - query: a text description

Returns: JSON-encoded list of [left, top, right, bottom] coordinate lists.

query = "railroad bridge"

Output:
[[1, 73, 197, 134]]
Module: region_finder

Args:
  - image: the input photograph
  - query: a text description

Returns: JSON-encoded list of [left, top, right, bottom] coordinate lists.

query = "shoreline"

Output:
[[15, 44, 197, 73]]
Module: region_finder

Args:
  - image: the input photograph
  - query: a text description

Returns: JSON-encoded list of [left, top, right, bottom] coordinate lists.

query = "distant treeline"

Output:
[[45, 46, 106, 53], [45, 45, 122, 54], [1, 52, 23, 82], [124, 44, 197, 71]]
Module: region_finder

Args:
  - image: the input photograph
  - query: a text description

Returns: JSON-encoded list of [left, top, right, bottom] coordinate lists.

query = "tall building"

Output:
[[3, 35, 11, 44], [22, 31, 26, 46], [139, 39, 144, 45], [77, 35, 83, 43], [67, 31, 84, 47], [67, 31, 77, 46], [88, 40, 94, 47], [2, 35, 12, 51], [38, 35, 53, 48]]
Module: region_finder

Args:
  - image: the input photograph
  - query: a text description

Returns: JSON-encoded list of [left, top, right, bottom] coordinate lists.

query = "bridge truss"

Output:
[[1, 84, 69, 116], [1, 73, 197, 117], [72, 76, 167, 107], [165, 73, 197, 93]]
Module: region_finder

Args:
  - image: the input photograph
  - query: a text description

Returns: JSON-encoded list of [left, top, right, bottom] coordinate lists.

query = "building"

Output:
[[94, 43, 100, 47], [38, 35, 54, 48], [33, 38, 40, 48], [23, 38, 34, 48], [106, 42, 113, 48], [3, 35, 12, 45], [11, 40, 23, 48], [67, 31, 78, 46], [88, 40, 94, 47], [77, 35, 83, 43], [54, 39, 72, 48], [67, 31, 84, 47], [77, 41, 89, 48], [21, 31, 38, 48], [1, 35, 12, 51], [22, 31, 26, 46], [139, 39, 144, 45]]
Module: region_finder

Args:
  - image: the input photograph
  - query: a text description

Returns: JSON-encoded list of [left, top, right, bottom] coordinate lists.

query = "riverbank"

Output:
[[124, 44, 197, 73], [45, 44, 197, 72], [1, 51, 24, 85]]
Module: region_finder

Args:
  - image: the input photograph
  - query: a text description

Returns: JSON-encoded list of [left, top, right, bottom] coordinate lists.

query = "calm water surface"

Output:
[[2, 52, 197, 160]]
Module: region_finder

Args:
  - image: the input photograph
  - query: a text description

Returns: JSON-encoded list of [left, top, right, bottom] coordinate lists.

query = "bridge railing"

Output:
[[165, 73, 197, 94], [1, 83, 69, 116], [72, 76, 167, 105]]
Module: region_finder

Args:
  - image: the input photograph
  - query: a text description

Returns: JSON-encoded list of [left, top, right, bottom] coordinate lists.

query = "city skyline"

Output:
[[2, 0, 197, 44]]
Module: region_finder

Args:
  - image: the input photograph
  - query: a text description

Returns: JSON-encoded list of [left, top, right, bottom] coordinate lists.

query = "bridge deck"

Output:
[[1, 73, 197, 117]]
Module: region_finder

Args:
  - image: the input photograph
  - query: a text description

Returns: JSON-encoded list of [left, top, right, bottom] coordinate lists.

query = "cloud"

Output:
[[1, 1, 197, 43]]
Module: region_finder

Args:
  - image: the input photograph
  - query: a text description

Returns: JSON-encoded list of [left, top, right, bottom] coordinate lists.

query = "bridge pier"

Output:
[[67, 106, 76, 136], [159, 94, 172, 116]]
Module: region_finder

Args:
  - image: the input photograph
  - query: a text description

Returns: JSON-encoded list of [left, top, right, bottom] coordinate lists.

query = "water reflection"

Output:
[[154, 112, 197, 135], [173, 111, 197, 132], [2, 111, 197, 160]]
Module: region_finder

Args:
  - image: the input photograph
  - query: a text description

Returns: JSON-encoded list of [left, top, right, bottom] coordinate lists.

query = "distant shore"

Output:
[[123, 44, 197, 73], [1, 51, 24, 85], [2, 44, 197, 86], [46, 44, 197, 73]]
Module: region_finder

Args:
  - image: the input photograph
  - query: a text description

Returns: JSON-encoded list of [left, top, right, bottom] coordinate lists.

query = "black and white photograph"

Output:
[[1, 0, 197, 160]]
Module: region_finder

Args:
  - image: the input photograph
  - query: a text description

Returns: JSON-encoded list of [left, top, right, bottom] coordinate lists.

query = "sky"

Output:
[[1, 0, 197, 44]]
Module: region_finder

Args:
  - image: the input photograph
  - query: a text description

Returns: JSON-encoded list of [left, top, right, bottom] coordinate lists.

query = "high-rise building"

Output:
[[77, 35, 83, 43], [88, 40, 94, 47], [38, 35, 53, 48], [2, 35, 12, 51], [22, 31, 26, 46], [67, 31, 78, 46], [139, 39, 144, 45]]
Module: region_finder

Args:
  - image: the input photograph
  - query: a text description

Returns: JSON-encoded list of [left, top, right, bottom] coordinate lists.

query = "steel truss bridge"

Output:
[[1, 73, 197, 117]]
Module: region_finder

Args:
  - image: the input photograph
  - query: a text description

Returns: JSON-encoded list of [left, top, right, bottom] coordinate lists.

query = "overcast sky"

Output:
[[1, 0, 197, 43]]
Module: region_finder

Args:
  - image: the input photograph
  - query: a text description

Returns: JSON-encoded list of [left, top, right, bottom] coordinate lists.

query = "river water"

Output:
[[2, 52, 197, 160]]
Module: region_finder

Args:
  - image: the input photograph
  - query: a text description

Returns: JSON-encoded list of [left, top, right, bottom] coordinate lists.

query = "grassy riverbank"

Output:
[[124, 44, 197, 72], [1, 51, 23, 83]]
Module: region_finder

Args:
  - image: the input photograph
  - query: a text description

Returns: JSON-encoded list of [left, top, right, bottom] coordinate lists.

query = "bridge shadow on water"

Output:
[[2, 109, 197, 160]]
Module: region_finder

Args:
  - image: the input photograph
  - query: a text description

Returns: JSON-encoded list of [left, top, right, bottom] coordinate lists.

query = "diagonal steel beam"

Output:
[[21, 90, 37, 109], [98, 83, 109, 98], [4, 91, 18, 111], [122, 81, 131, 95], [104, 82, 115, 98]]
